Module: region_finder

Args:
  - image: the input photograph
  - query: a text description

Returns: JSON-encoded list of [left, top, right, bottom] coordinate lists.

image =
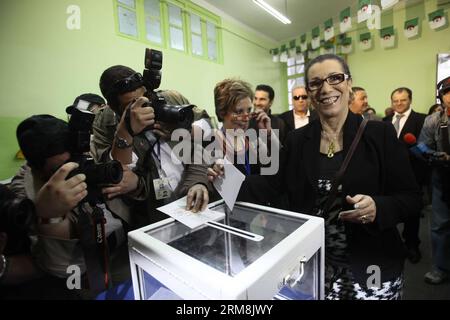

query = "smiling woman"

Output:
[[235, 54, 423, 300]]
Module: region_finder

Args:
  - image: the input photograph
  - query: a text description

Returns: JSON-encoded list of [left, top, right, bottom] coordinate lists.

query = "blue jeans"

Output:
[[430, 169, 450, 273]]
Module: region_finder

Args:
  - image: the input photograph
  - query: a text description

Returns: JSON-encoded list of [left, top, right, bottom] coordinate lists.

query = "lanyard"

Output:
[[221, 129, 251, 176]]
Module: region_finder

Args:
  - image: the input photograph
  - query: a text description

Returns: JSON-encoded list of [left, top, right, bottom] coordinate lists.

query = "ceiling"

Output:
[[201, 0, 357, 42], [199, 0, 434, 42]]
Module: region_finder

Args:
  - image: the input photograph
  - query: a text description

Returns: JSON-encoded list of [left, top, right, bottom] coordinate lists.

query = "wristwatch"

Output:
[[115, 134, 132, 149]]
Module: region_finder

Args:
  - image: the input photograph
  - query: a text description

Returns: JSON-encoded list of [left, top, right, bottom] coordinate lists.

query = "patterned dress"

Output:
[[316, 152, 403, 300]]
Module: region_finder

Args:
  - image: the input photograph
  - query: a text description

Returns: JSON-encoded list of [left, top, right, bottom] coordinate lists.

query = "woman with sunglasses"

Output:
[[209, 55, 422, 299]]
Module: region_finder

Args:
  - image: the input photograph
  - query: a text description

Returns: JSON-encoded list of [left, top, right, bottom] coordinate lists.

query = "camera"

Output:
[[67, 107, 123, 203], [0, 184, 35, 255], [142, 48, 194, 129], [409, 142, 450, 167]]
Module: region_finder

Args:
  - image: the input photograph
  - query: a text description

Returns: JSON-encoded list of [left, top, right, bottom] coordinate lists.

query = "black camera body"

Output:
[[0, 184, 35, 255], [143, 48, 194, 130], [67, 108, 123, 203]]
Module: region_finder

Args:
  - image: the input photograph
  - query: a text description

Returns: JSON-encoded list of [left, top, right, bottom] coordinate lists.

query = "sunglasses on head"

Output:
[[293, 95, 308, 101]]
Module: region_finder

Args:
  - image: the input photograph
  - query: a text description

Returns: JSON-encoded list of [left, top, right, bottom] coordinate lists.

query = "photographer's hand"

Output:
[[35, 162, 87, 219], [128, 97, 155, 135], [102, 165, 138, 199]]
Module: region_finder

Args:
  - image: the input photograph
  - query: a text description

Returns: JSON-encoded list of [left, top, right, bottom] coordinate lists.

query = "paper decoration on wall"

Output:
[[359, 32, 372, 50], [311, 27, 321, 49], [429, 9, 446, 30], [357, 0, 372, 23], [324, 19, 334, 41], [381, 0, 399, 10], [270, 48, 279, 62], [300, 34, 308, 52], [404, 18, 419, 39], [289, 39, 297, 56], [321, 41, 335, 55], [340, 7, 352, 33], [279, 44, 288, 62], [340, 37, 353, 54], [308, 49, 320, 60], [380, 26, 395, 48]]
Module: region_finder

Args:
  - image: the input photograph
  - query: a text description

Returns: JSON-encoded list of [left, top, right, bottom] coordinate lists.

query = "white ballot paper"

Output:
[[157, 196, 224, 229], [213, 158, 246, 211]]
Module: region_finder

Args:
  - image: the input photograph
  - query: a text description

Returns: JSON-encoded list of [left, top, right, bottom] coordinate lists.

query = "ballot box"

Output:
[[128, 200, 324, 300]]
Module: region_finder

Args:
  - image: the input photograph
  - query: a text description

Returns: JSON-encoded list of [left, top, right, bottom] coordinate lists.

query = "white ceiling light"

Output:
[[253, 0, 292, 24]]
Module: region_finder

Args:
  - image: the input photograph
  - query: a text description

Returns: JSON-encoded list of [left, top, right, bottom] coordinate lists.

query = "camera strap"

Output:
[[78, 203, 112, 294], [440, 111, 450, 154], [124, 108, 136, 137]]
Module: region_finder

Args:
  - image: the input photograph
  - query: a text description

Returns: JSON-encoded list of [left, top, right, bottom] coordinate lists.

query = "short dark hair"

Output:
[[99, 65, 137, 110], [352, 87, 365, 93], [391, 87, 412, 100], [16, 115, 70, 170], [305, 54, 351, 90], [255, 84, 275, 101]]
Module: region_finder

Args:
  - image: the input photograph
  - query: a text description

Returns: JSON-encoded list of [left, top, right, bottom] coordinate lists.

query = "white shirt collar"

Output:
[[394, 107, 412, 118]]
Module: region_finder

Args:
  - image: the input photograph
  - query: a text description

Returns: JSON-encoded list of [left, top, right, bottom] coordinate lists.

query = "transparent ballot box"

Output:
[[128, 200, 324, 300]]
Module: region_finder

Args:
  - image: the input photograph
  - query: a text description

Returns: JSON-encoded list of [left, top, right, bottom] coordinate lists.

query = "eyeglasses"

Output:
[[231, 109, 255, 121], [307, 73, 349, 91], [293, 95, 308, 101]]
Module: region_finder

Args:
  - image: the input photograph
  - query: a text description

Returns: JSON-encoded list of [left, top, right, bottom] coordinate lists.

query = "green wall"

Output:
[[345, 0, 450, 115], [0, 0, 281, 179]]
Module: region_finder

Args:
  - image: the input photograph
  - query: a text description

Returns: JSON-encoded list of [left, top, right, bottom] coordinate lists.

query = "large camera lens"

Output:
[[84, 160, 123, 186], [154, 104, 194, 128]]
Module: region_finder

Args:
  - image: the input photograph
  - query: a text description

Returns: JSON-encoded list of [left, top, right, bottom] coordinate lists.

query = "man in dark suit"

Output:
[[383, 87, 427, 264], [279, 85, 317, 138], [250, 84, 286, 143]]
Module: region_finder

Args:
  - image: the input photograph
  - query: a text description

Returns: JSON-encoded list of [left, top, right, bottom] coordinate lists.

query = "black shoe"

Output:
[[407, 247, 422, 264]]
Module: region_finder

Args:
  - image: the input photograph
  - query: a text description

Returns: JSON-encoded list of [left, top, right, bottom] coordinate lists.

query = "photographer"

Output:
[[419, 76, 450, 284], [10, 115, 127, 297], [92, 65, 210, 227]]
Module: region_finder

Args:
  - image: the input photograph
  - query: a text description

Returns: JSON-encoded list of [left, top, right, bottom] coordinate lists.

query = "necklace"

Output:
[[321, 131, 339, 158]]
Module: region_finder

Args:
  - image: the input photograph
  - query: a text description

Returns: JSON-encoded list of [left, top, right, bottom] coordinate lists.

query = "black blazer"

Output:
[[383, 110, 427, 184], [240, 112, 422, 284], [279, 109, 318, 134]]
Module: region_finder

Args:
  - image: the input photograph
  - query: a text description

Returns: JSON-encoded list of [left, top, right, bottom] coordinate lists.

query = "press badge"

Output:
[[153, 177, 171, 200]]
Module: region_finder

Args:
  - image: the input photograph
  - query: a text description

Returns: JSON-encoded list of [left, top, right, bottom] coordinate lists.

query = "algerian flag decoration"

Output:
[[311, 27, 321, 49], [340, 37, 353, 54], [321, 41, 335, 55], [380, 26, 395, 48], [359, 32, 372, 50], [300, 34, 308, 52], [289, 39, 297, 57], [340, 7, 352, 33], [404, 18, 419, 39], [308, 49, 320, 60], [279, 44, 288, 62], [324, 19, 334, 41], [381, 0, 399, 10], [270, 48, 279, 62], [358, 0, 372, 23], [429, 9, 446, 30]]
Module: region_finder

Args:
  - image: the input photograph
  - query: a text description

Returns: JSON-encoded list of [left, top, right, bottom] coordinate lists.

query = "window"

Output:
[[206, 21, 217, 61], [117, 0, 138, 37], [287, 54, 305, 110], [190, 14, 203, 56], [168, 3, 185, 51], [114, 0, 222, 62], [144, 0, 162, 44]]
